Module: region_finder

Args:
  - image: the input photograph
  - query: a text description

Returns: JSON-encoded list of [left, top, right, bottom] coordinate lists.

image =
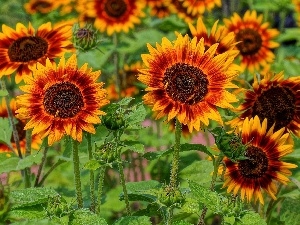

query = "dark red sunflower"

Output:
[[0, 22, 74, 83]]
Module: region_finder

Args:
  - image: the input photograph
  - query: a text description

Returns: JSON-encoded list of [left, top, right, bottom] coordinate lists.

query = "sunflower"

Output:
[[188, 18, 238, 57], [223, 116, 297, 204], [138, 34, 241, 132], [182, 0, 221, 16], [24, 0, 60, 14], [16, 54, 109, 146], [229, 72, 300, 138], [0, 22, 74, 84], [0, 98, 42, 156], [168, 0, 198, 23], [224, 10, 279, 72], [81, 0, 146, 36], [147, 0, 172, 18]]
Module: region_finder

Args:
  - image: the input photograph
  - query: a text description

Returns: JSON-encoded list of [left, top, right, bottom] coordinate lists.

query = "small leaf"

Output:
[[84, 159, 101, 171], [173, 221, 193, 225], [117, 97, 134, 106], [238, 211, 266, 225], [125, 103, 147, 125], [122, 141, 145, 153], [279, 197, 300, 225], [6, 205, 45, 221], [113, 216, 151, 225], [69, 209, 108, 225], [126, 180, 161, 192], [11, 188, 59, 209], [16, 151, 43, 170], [0, 156, 20, 173]]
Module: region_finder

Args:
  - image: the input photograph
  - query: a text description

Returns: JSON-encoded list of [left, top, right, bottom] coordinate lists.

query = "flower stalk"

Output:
[[72, 139, 83, 208]]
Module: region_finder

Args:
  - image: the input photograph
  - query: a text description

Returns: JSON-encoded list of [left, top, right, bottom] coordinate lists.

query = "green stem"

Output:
[[96, 166, 106, 215], [37, 160, 65, 187], [169, 118, 182, 189], [73, 140, 83, 208], [34, 142, 49, 187], [0, 79, 22, 159], [86, 133, 96, 212], [118, 161, 131, 215], [166, 208, 174, 225], [266, 184, 283, 223], [198, 154, 224, 225]]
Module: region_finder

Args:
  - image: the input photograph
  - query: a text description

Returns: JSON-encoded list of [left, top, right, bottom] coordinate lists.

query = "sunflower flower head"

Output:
[[182, 0, 222, 16], [0, 22, 74, 83], [188, 18, 238, 57], [16, 54, 109, 146], [228, 71, 300, 137], [82, 0, 146, 36], [223, 116, 297, 204], [138, 34, 241, 132], [224, 10, 279, 72]]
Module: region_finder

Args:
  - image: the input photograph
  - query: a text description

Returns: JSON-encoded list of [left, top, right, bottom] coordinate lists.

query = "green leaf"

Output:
[[125, 193, 157, 203], [0, 89, 9, 97], [113, 216, 151, 225], [10, 188, 59, 209], [125, 103, 147, 126], [126, 180, 161, 192], [180, 161, 214, 186], [84, 159, 101, 171], [173, 221, 193, 225], [223, 216, 236, 225], [122, 141, 145, 153], [16, 151, 43, 170], [279, 198, 300, 225], [143, 149, 170, 160], [0, 156, 19, 173], [9, 219, 61, 225], [181, 197, 201, 214], [117, 97, 135, 106], [0, 117, 13, 147], [238, 211, 266, 225], [69, 209, 108, 225], [180, 144, 214, 164], [6, 205, 46, 221], [188, 180, 224, 214]]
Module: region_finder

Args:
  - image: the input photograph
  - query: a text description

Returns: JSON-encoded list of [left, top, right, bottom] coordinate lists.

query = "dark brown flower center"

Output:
[[238, 146, 268, 179], [43, 81, 84, 118], [11, 119, 26, 143], [163, 63, 209, 105], [8, 36, 48, 62], [32, 0, 52, 10], [104, 0, 127, 18], [252, 86, 296, 131], [235, 28, 262, 56]]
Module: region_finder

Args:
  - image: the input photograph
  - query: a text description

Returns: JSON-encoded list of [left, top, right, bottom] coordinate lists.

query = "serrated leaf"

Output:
[[181, 197, 201, 214], [124, 193, 157, 203], [279, 198, 300, 225], [9, 219, 61, 225], [117, 97, 134, 106], [125, 104, 147, 125], [84, 159, 101, 171], [10, 188, 59, 209], [6, 205, 45, 221], [223, 216, 236, 225], [180, 160, 214, 185], [0, 156, 20, 173], [122, 141, 145, 153], [238, 211, 266, 225], [173, 221, 193, 225], [69, 209, 108, 225], [126, 180, 161, 192], [113, 216, 151, 225], [16, 151, 43, 170], [143, 149, 169, 160], [188, 180, 224, 214]]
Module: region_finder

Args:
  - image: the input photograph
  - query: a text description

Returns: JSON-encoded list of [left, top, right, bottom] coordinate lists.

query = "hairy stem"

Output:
[[118, 161, 131, 215], [86, 133, 96, 212], [73, 140, 83, 208], [169, 119, 182, 189], [96, 166, 106, 215]]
